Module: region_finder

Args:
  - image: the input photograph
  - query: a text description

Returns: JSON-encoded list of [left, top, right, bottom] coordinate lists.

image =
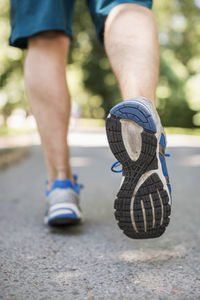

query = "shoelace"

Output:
[[111, 161, 122, 173], [111, 153, 171, 173], [73, 174, 84, 193]]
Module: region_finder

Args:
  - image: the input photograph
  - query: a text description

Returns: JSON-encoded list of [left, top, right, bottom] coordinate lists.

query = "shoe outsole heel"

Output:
[[106, 102, 171, 239]]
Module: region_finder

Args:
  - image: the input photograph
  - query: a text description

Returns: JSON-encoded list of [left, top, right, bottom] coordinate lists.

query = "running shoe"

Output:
[[44, 175, 83, 226], [106, 96, 172, 239]]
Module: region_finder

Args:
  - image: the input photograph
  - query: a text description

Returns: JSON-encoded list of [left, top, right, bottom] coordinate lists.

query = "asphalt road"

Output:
[[0, 132, 200, 300]]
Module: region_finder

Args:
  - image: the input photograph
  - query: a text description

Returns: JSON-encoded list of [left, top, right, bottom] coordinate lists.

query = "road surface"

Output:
[[0, 130, 200, 299]]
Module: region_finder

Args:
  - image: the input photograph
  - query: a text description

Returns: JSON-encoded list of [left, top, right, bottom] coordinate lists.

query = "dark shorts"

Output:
[[9, 0, 153, 49]]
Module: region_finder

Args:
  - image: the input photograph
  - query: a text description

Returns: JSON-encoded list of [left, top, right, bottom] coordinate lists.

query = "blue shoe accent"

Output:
[[110, 101, 157, 133], [48, 213, 78, 222], [159, 154, 168, 177], [45, 175, 83, 196], [167, 184, 172, 196], [159, 134, 172, 199], [160, 133, 166, 148]]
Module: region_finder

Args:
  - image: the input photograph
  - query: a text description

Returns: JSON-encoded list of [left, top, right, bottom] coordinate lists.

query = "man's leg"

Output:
[[104, 3, 159, 104], [105, 4, 171, 239], [24, 31, 73, 190]]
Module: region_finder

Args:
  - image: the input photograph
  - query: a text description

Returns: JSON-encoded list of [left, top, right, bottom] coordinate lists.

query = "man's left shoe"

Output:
[[44, 176, 83, 226], [106, 97, 172, 239]]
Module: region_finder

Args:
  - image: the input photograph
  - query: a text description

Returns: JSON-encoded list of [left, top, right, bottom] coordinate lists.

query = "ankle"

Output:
[[47, 171, 74, 190]]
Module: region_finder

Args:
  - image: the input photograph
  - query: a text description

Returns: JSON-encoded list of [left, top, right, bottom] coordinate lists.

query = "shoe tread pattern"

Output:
[[106, 104, 171, 239]]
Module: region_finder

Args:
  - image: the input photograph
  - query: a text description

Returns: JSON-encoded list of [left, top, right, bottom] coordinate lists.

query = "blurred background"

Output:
[[0, 0, 200, 135], [1, 3, 200, 297]]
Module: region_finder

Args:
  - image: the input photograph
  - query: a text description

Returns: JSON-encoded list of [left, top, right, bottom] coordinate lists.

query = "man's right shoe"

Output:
[[44, 175, 83, 226], [106, 97, 172, 239]]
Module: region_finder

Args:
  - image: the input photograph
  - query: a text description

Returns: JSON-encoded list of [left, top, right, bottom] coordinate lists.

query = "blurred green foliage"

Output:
[[0, 0, 200, 127]]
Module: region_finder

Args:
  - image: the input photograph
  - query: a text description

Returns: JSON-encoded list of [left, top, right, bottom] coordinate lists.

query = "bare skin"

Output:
[[24, 31, 73, 190], [104, 4, 159, 105], [24, 4, 159, 190]]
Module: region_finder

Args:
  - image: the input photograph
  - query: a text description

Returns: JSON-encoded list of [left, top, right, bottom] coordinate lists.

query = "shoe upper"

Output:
[[159, 131, 172, 200], [45, 175, 83, 223], [137, 97, 172, 201]]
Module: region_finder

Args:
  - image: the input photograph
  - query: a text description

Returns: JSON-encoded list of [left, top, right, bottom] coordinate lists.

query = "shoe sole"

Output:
[[106, 101, 171, 239], [47, 216, 81, 226]]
